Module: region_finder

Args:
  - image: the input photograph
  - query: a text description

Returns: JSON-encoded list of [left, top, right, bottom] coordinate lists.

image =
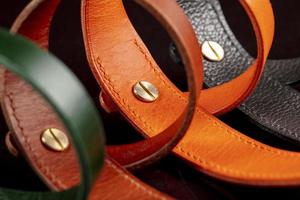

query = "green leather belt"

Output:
[[0, 28, 105, 200]]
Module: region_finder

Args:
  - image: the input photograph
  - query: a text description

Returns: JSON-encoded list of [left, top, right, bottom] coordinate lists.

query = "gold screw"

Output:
[[41, 128, 70, 152], [133, 81, 159, 102], [202, 41, 225, 62]]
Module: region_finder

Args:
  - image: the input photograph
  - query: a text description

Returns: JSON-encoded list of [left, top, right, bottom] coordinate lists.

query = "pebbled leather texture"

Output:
[[177, 0, 300, 144]]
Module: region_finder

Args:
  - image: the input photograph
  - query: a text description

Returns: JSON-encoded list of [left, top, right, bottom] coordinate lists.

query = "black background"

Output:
[[0, 0, 300, 199]]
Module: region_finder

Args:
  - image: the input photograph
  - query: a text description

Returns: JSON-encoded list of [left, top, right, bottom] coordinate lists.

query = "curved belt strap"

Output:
[[197, 0, 274, 115], [239, 76, 300, 143], [179, 0, 300, 144], [84, 0, 300, 186], [3, 0, 202, 193], [82, 0, 203, 168], [0, 28, 104, 199]]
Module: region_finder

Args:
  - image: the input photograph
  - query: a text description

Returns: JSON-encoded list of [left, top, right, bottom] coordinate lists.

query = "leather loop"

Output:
[[178, 0, 300, 144], [82, 0, 203, 168], [0, 28, 105, 199], [198, 0, 274, 115]]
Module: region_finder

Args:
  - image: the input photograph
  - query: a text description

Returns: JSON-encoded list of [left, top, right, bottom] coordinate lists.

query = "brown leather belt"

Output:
[[2, 0, 203, 198]]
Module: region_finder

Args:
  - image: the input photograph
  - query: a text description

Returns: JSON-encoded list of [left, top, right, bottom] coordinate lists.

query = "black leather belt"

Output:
[[177, 0, 300, 144]]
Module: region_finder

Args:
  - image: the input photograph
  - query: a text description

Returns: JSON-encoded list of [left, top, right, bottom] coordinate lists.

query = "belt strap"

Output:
[[197, 0, 274, 115], [82, 0, 202, 167], [180, 0, 300, 144]]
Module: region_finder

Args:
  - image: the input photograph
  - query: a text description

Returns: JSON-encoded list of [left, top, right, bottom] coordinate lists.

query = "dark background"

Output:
[[0, 0, 300, 199]]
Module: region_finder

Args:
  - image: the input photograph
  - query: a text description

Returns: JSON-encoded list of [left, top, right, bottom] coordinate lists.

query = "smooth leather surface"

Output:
[[178, 0, 300, 144], [2, 0, 203, 198], [82, 0, 202, 168]]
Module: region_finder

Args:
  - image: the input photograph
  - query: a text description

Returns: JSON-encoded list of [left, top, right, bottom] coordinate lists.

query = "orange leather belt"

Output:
[[2, 0, 203, 198], [6, 0, 300, 189]]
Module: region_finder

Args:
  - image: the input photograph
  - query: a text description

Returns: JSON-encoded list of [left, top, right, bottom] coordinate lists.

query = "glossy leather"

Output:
[[178, 0, 300, 144], [82, 0, 202, 167], [2, 0, 203, 198]]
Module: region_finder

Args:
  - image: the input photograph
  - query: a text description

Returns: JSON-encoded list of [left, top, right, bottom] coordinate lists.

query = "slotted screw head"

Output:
[[41, 128, 69, 152], [202, 41, 224, 62], [133, 81, 159, 102]]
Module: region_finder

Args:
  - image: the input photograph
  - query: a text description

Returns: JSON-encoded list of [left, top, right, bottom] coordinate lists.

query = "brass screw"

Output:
[[202, 41, 224, 62], [133, 81, 159, 102], [41, 128, 70, 152]]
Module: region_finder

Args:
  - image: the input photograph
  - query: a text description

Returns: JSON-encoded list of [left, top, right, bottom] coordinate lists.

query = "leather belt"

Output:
[[178, 0, 300, 145], [2, 0, 202, 198]]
